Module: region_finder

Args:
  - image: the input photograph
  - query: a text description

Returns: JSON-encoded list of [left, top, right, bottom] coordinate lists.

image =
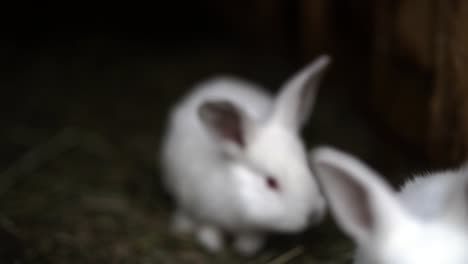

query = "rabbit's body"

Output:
[[160, 55, 331, 255], [311, 147, 468, 264], [162, 78, 273, 231], [398, 170, 466, 219]]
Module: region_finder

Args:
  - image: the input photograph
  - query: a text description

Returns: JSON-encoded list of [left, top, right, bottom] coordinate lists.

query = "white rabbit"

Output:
[[310, 146, 468, 264], [159, 55, 331, 256]]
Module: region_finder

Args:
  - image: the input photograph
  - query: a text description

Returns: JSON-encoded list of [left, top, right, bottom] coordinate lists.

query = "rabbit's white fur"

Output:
[[159, 55, 331, 255], [310, 146, 468, 264]]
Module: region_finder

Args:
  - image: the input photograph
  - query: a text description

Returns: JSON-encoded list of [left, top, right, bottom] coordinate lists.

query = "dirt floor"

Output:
[[0, 38, 428, 263]]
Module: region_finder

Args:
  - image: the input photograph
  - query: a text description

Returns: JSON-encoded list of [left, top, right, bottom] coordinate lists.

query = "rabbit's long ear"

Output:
[[198, 100, 255, 150], [310, 146, 412, 245], [269, 54, 331, 131]]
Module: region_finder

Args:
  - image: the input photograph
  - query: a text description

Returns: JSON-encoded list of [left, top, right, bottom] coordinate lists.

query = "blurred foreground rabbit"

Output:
[[310, 146, 468, 264], [159, 55, 331, 255]]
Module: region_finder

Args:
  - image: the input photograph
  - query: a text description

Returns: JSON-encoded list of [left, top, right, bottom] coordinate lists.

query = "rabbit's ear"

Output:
[[198, 100, 254, 149], [269, 54, 331, 131], [310, 146, 412, 245]]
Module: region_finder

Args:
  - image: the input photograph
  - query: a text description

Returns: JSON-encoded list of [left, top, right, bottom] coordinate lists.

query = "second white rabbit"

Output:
[[310, 146, 468, 264]]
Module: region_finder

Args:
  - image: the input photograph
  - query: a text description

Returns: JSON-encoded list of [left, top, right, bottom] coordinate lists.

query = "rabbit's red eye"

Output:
[[266, 176, 280, 191]]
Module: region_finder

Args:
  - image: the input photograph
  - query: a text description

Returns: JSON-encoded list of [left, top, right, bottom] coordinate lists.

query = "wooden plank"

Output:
[[370, 0, 435, 155], [395, 0, 435, 70], [430, 0, 468, 166]]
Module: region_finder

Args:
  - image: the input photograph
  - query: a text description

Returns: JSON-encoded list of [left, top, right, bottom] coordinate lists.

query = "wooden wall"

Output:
[[206, 0, 468, 166], [370, 0, 435, 159], [429, 0, 468, 166], [371, 0, 468, 166]]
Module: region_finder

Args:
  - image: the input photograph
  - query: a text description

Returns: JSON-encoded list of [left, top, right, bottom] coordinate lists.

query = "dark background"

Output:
[[0, 2, 428, 263]]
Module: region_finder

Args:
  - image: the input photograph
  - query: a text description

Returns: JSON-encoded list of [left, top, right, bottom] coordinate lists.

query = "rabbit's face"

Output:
[[197, 55, 331, 232], [231, 124, 325, 232]]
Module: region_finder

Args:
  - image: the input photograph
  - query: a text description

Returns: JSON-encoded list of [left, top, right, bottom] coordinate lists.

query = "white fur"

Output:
[[310, 146, 468, 264], [159, 55, 331, 255]]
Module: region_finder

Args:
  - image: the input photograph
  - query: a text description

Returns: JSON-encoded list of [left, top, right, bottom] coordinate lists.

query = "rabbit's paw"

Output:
[[196, 225, 225, 253]]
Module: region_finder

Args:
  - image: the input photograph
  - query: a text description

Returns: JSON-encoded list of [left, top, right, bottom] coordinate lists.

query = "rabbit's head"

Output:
[[197, 55, 330, 232], [310, 146, 468, 264]]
